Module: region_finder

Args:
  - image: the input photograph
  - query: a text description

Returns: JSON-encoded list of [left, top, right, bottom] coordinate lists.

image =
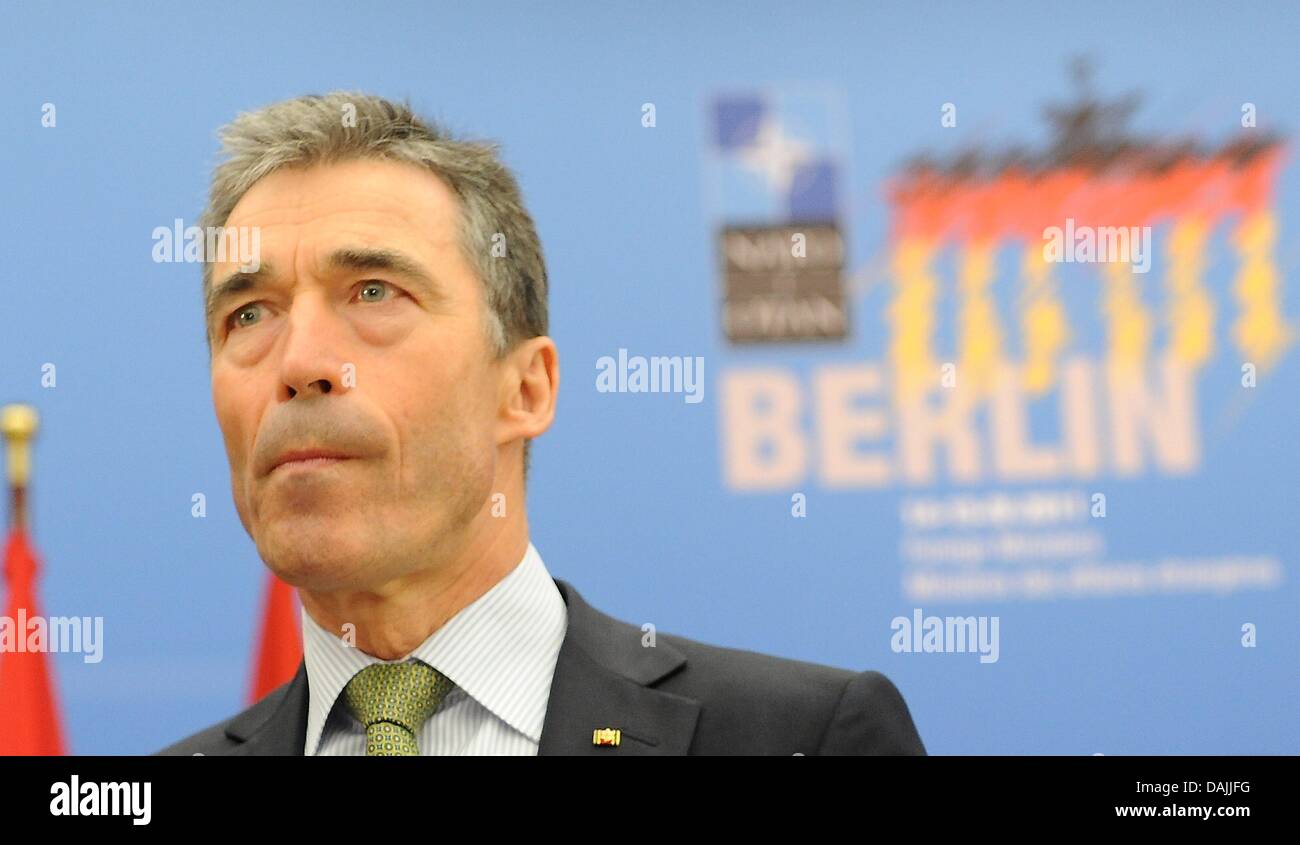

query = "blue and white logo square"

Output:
[[709, 91, 850, 343]]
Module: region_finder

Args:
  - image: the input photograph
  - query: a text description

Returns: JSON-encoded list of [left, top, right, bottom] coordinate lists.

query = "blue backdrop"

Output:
[[1, 0, 1295, 754]]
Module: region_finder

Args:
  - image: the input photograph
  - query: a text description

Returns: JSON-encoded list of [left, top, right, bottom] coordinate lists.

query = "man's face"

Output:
[[208, 158, 502, 591]]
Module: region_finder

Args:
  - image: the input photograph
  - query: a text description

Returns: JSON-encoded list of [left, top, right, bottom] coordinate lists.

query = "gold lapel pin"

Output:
[[592, 728, 621, 747]]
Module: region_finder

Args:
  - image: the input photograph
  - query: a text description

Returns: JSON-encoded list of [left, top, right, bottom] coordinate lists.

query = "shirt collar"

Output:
[[300, 540, 568, 755]]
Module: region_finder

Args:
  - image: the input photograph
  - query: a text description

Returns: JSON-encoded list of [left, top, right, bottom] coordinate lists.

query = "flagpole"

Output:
[[1, 403, 38, 532]]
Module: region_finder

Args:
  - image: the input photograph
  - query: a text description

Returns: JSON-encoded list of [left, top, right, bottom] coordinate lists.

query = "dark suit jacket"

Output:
[[155, 578, 926, 755]]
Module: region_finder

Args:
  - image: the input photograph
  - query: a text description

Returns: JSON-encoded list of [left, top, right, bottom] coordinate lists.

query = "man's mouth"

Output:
[[268, 449, 357, 476]]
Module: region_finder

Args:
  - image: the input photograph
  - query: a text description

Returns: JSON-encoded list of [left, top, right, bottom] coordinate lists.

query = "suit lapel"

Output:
[[220, 577, 702, 756], [224, 661, 310, 755], [538, 579, 700, 755]]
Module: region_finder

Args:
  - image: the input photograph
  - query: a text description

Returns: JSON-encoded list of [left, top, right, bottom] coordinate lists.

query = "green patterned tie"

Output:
[[341, 661, 454, 756]]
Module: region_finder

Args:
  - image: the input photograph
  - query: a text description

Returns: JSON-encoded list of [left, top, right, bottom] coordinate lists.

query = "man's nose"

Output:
[[277, 295, 350, 401]]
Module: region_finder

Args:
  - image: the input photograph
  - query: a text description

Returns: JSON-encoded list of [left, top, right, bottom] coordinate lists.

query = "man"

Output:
[[156, 92, 926, 756]]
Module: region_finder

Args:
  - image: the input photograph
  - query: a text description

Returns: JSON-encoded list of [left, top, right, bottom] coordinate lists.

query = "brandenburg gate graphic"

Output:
[[884, 82, 1291, 407]]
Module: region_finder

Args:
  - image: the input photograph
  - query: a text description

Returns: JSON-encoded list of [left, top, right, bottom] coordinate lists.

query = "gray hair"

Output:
[[199, 91, 548, 479]]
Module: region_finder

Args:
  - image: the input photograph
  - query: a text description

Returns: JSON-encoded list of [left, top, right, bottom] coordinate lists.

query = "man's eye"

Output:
[[357, 280, 393, 303], [227, 302, 264, 332]]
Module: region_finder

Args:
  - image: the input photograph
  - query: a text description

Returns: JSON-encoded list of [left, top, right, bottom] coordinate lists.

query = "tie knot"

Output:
[[342, 661, 454, 735]]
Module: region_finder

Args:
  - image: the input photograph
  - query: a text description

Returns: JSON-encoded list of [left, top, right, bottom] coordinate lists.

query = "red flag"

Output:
[[248, 572, 302, 703], [0, 528, 67, 755]]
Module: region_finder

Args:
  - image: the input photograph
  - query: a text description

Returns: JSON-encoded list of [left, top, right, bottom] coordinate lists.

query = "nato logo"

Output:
[[709, 92, 849, 343]]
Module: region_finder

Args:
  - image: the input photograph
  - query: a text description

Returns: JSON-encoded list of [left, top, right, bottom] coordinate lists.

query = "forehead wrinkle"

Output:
[[209, 164, 468, 340]]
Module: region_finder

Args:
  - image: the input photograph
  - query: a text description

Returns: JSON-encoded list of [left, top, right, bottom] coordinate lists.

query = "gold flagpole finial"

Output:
[[1, 404, 39, 529]]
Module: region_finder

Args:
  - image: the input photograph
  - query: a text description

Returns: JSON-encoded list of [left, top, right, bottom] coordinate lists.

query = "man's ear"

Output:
[[496, 335, 559, 446]]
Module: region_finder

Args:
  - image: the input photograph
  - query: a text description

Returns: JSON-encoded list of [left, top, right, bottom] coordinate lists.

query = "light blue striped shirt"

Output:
[[301, 541, 568, 755]]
